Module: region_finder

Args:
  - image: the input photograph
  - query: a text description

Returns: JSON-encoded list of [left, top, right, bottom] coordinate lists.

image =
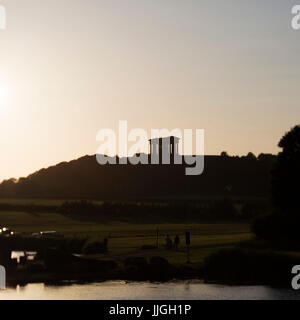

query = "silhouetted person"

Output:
[[165, 235, 172, 250], [103, 238, 108, 253], [174, 235, 180, 250]]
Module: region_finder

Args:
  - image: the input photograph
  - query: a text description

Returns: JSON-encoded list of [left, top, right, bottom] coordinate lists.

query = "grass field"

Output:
[[0, 198, 68, 206], [0, 204, 253, 266]]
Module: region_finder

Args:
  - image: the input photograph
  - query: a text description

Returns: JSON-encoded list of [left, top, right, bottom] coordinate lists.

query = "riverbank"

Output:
[[3, 281, 300, 300], [6, 254, 201, 286], [6, 246, 300, 288], [1, 208, 298, 288]]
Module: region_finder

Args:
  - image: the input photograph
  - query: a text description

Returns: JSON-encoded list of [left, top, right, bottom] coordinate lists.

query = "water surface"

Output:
[[1, 281, 300, 300]]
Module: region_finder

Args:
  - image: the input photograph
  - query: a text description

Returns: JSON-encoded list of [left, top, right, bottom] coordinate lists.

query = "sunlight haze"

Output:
[[0, 0, 299, 181]]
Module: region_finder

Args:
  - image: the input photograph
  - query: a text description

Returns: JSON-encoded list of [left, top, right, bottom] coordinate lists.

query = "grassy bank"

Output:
[[8, 198, 298, 286], [0, 208, 252, 265]]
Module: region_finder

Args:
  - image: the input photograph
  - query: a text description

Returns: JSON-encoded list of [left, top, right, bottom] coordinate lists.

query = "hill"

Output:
[[0, 154, 276, 200]]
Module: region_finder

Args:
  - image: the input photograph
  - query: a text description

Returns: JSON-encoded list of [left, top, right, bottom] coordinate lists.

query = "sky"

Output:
[[0, 0, 299, 181]]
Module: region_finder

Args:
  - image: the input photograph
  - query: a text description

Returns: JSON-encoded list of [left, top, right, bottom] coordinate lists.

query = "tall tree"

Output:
[[271, 125, 300, 213]]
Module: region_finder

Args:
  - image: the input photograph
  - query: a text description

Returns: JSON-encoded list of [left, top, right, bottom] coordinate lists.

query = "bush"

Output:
[[149, 256, 169, 265], [141, 245, 157, 250], [209, 198, 238, 219], [62, 237, 87, 253], [203, 248, 298, 286], [82, 240, 108, 254], [124, 257, 148, 268], [253, 210, 300, 247]]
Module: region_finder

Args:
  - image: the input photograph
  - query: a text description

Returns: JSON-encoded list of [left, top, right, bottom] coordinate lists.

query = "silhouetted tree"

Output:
[[0, 178, 17, 197], [220, 151, 229, 157], [209, 198, 237, 219], [258, 153, 276, 162], [253, 125, 300, 244], [271, 125, 300, 213], [246, 152, 256, 160]]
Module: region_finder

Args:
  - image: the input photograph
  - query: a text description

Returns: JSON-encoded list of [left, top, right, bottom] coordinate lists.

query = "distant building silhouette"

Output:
[[149, 136, 180, 164]]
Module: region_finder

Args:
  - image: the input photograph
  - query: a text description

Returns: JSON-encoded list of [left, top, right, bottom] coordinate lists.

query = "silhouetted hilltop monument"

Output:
[[149, 136, 180, 164]]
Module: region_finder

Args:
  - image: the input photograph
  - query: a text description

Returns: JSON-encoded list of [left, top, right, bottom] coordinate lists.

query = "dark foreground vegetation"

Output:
[[2, 232, 299, 288], [5, 252, 200, 286], [0, 233, 200, 285], [203, 248, 299, 286], [0, 197, 267, 224], [203, 125, 300, 286]]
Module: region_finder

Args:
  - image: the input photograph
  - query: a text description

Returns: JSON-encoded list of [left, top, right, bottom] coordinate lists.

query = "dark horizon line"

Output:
[[0, 151, 277, 184]]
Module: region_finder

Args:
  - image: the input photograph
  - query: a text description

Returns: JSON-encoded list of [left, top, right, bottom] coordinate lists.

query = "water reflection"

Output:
[[1, 281, 300, 300]]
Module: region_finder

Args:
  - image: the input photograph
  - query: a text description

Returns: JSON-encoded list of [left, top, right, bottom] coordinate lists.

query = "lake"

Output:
[[0, 281, 300, 300]]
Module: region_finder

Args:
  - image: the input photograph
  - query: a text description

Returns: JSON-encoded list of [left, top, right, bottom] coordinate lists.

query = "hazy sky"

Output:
[[0, 0, 299, 181]]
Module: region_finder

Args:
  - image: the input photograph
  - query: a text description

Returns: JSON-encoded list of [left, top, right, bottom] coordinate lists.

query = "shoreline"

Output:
[[5, 262, 293, 289]]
